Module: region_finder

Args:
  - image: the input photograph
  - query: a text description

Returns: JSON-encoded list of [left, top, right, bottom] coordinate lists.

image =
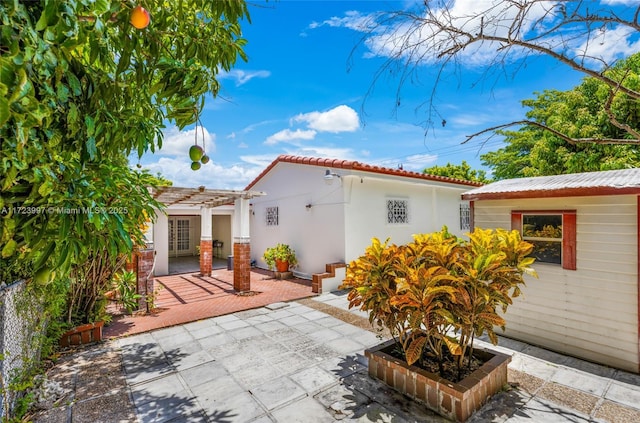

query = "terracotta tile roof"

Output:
[[244, 155, 484, 190], [462, 168, 640, 200]]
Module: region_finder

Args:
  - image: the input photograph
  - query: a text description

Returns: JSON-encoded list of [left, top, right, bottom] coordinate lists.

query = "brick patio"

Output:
[[103, 269, 314, 338]]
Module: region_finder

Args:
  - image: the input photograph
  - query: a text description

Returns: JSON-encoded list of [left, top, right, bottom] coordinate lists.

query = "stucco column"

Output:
[[154, 212, 169, 276], [200, 206, 212, 276], [233, 197, 251, 292]]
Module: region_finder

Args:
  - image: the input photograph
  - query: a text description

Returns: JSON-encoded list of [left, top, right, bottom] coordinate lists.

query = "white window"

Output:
[[387, 199, 409, 224], [266, 206, 279, 226]]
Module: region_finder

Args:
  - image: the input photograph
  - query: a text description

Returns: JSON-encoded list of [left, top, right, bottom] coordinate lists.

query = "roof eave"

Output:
[[462, 186, 640, 201]]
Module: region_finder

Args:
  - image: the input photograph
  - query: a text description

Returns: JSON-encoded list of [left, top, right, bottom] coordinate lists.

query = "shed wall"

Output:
[[473, 195, 639, 372]]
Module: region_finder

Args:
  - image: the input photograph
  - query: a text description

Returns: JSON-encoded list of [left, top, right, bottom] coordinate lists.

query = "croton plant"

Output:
[[340, 227, 537, 379]]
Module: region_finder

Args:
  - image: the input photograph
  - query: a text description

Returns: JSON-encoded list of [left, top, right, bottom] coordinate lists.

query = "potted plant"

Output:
[[340, 227, 537, 422], [262, 243, 298, 272]]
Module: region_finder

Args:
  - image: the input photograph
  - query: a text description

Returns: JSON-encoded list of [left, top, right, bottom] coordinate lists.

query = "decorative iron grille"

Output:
[[460, 203, 471, 231], [266, 206, 279, 226], [387, 199, 409, 224]]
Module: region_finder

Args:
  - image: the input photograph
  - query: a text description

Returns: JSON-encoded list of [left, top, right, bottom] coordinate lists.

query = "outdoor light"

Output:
[[324, 169, 341, 185]]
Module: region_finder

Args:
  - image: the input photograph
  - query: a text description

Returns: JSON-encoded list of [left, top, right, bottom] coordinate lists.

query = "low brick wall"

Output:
[[59, 322, 104, 347], [365, 339, 511, 422]]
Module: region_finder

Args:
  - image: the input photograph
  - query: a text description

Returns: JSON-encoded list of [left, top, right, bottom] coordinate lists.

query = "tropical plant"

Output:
[[262, 243, 298, 270], [340, 227, 537, 380], [113, 270, 141, 314]]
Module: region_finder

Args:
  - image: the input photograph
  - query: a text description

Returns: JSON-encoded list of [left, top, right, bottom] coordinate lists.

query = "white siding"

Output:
[[473, 195, 638, 372]]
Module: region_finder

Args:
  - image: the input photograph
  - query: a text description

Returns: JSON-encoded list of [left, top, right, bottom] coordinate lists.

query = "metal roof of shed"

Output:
[[462, 168, 640, 200], [151, 186, 265, 207]]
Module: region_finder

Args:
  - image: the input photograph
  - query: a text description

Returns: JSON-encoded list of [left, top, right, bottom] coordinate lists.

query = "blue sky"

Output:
[[137, 0, 639, 189]]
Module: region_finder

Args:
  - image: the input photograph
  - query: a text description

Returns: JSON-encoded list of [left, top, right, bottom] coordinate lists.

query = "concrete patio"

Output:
[[30, 292, 640, 423]]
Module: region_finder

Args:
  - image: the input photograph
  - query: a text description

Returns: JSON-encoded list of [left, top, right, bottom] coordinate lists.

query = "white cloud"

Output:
[[574, 25, 640, 65], [287, 145, 357, 159], [308, 10, 377, 32], [365, 0, 553, 66], [346, 0, 636, 70], [141, 156, 260, 190], [293, 105, 360, 133], [375, 153, 438, 172], [239, 154, 279, 169], [155, 126, 215, 157], [265, 129, 317, 145], [218, 69, 271, 86]]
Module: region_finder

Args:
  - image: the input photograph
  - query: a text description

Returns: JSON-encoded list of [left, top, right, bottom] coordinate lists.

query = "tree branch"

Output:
[[463, 120, 640, 145], [603, 71, 640, 139]]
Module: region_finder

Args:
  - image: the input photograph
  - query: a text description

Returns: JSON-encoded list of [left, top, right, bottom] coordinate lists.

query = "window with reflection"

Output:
[[522, 214, 562, 264]]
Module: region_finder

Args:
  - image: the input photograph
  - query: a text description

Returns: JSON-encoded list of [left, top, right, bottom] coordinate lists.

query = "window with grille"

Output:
[[266, 206, 279, 226], [387, 199, 409, 224], [460, 203, 471, 231]]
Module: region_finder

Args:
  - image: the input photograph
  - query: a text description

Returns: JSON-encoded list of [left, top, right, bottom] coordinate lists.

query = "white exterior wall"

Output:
[[473, 195, 639, 372], [344, 173, 470, 264], [249, 163, 345, 277], [249, 162, 473, 279]]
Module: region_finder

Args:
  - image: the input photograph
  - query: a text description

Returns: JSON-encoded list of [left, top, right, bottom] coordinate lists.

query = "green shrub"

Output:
[[340, 227, 537, 379]]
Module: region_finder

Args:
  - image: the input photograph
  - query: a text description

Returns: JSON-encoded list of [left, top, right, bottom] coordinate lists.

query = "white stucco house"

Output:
[[244, 155, 482, 292], [462, 168, 640, 373]]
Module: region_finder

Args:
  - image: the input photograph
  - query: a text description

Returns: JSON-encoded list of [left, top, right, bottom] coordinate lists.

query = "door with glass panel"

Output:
[[168, 217, 192, 257]]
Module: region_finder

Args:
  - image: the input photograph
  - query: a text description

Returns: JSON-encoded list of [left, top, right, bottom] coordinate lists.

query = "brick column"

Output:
[[233, 240, 251, 292], [136, 248, 155, 312], [125, 252, 137, 273], [200, 239, 212, 276]]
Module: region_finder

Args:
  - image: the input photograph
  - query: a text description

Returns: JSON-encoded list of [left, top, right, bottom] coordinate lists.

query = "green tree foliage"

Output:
[[423, 161, 490, 183], [482, 55, 640, 179], [1, 0, 250, 326]]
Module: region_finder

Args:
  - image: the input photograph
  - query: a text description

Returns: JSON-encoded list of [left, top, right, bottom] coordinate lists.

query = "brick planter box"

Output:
[[59, 321, 104, 347], [365, 339, 511, 422]]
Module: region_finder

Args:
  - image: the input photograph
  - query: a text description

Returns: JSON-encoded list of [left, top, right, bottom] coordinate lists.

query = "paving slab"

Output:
[[233, 362, 284, 387], [271, 396, 335, 423], [550, 367, 610, 396], [134, 390, 201, 423], [169, 348, 214, 371], [289, 366, 340, 394], [179, 362, 228, 388], [199, 391, 266, 423], [250, 376, 307, 411], [503, 397, 591, 423], [509, 353, 560, 380], [605, 381, 640, 409]]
